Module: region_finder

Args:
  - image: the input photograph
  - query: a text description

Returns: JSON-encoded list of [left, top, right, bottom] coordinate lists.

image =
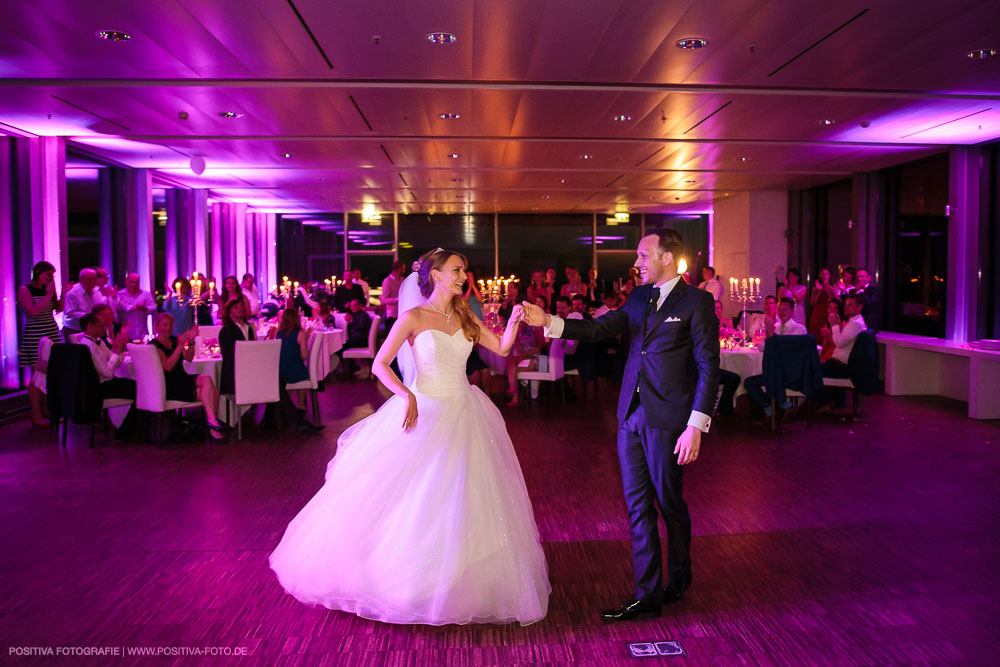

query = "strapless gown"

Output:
[[269, 328, 550, 625]]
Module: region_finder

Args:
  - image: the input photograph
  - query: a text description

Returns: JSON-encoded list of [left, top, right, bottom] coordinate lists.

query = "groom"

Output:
[[522, 229, 719, 621]]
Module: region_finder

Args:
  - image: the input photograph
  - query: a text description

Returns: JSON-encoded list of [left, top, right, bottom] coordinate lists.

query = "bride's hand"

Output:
[[508, 305, 524, 326], [402, 392, 418, 432], [519, 301, 548, 327]]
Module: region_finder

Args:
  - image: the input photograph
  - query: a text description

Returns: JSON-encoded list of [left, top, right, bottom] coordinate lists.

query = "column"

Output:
[[168, 188, 208, 278], [946, 146, 986, 343]]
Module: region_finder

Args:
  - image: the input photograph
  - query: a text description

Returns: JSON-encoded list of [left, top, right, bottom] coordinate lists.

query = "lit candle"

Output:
[[209, 281, 215, 292], [283, 276, 289, 283], [174, 281, 181, 293]]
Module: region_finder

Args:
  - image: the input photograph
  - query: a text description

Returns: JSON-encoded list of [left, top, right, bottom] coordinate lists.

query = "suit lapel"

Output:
[[644, 279, 688, 342]]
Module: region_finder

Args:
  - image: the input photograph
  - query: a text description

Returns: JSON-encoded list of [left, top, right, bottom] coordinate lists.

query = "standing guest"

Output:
[[163, 278, 195, 337], [853, 267, 882, 332], [526, 271, 549, 309], [292, 284, 318, 318], [354, 271, 371, 306], [220, 275, 252, 319], [817, 293, 867, 411], [381, 261, 406, 330], [808, 268, 838, 338], [560, 267, 586, 298], [78, 313, 136, 438], [264, 308, 323, 433], [113, 273, 156, 339], [463, 269, 484, 319], [94, 267, 114, 298], [586, 267, 609, 303], [333, 270, 366, 313], [778, 269, 807, 325], [498, 282, 521, 321], [241, 273, 261, 317], [542, 267, 558, 307], [834, 265, 856, 299], [62, 268, 106, 341], [150, 313, 226, 441], [698, 267, 724, 300], [18, 260, 64, 427], [218, 298, 256, 397], [618, 276, 636, 306]]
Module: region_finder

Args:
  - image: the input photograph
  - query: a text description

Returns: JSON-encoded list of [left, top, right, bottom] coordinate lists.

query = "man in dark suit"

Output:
[[522, 229, 720, 621]]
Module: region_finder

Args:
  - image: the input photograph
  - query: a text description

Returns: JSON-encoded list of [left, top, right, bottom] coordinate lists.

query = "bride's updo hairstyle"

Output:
[[413, 247, 481, 344]]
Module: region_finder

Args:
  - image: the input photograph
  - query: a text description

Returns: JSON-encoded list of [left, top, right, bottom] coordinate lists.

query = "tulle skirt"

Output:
[[269, 384, 550, 625]]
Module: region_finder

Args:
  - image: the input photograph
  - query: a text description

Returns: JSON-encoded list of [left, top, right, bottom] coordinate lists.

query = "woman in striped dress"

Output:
[[17, 261, 63, 427]]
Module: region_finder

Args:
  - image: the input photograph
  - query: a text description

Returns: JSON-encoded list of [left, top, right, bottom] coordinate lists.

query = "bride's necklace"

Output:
[[427, 299, 454, 323]]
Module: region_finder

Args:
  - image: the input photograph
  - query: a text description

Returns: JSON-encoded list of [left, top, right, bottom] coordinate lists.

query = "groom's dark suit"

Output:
[[554, 278, 719, 603]]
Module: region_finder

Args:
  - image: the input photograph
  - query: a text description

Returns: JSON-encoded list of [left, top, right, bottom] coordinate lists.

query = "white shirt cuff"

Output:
[[688, 410, 711, 433], [543, 315, 565, 338]]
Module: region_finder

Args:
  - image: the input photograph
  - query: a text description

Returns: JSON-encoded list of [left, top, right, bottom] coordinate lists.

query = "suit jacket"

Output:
[[560, 280, 720, 431], [219, 321, 256, 395]]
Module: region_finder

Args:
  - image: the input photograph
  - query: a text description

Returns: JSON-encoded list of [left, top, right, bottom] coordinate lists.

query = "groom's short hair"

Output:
[[648, 229, 684, 260]]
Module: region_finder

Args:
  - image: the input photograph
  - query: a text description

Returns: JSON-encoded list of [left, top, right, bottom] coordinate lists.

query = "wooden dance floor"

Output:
[[1, 381, 998, 665]]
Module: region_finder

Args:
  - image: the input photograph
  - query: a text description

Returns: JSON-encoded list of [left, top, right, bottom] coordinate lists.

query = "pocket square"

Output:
[[664, 316, 682, 323]]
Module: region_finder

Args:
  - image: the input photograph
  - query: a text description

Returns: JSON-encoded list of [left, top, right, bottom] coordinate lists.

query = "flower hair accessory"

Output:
[[412, 247, 445, 272]]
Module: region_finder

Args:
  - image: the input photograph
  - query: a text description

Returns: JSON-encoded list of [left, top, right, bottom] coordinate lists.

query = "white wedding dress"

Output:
[[270, 327, 550, 625]]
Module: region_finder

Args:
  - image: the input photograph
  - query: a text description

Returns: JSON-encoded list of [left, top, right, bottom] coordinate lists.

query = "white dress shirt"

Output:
[[80, 334, 123, 383], [698, 278, 723, 300], [545, 275, 712, 432], [63, 284, 107, 330], [832, 314, 866, 364], [773, 318, 808, 336], [113, 289, 157, 338]]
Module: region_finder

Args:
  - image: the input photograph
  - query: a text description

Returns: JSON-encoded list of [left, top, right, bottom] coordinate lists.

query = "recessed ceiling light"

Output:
[[95, 30, 131, 42], [446, 153, 460, 159], [439, 113, 461, 119], [452, 178, 463, 182], [219, 111, 244, 119], [281, 153, 292, 158], [816, 119, 836, 126], [613, 114, 632, 122], [559, 178, 567, 183], [676, 38, 708, 50], [966, 48, 997, 60], [579, 154, 593, 160], [426, 32, 457, 45], [541, 195, 551, 199], [456, 194, 464, 198], [739, 156, 750, 162]]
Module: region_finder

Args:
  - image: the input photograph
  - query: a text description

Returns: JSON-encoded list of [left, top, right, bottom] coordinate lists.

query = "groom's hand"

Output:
[[520, 301, 550, 328], [674, 426, 701, 465]]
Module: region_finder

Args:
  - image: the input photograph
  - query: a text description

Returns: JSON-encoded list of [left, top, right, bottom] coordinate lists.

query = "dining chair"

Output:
[[225, 340, 281, 440], [342, 315, 381, 378], [193, 324, 223, 356], [286, 330, 326, 424], [127, 343, 202, 447], [516, 338, 567, 403]]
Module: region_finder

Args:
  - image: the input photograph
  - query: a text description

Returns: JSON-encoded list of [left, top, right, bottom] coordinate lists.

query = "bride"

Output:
[[270, 248, 551, 625]]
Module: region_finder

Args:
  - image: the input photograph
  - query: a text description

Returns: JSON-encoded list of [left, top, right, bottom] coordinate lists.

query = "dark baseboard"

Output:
[[0, 390, 30, 427]]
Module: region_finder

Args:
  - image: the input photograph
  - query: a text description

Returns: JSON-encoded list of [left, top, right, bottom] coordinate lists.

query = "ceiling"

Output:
[[2, 0, 999, 216]]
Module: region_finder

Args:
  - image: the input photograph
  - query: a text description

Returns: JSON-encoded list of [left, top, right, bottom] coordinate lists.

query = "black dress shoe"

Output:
[[295, 421, 325, 434], [663, 574, 692, 604], [599, 599, 661, 621]]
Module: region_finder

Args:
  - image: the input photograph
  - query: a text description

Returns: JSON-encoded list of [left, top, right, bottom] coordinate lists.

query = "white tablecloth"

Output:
[[312, 328, 345, 379], [720, 348, 763, 398]]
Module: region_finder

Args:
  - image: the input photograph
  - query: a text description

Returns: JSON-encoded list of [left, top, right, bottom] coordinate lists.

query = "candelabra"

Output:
[[478, 275, 516, 333], [728, 277, 761, 340]]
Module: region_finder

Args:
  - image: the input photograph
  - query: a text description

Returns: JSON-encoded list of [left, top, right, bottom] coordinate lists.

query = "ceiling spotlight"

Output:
[[613, 114, 632, 122], [541, 195, 551, 199], [426, 32, 457, 45], [95, 30, 131, 41], [559, 178, 567, 183], [452, 178, 463, 182], [816, 119, 836, 126], [739, 156, 750, 162], [446, 153, 460, 159], [579, 154, 593, 160], [219, 111, 244, 119], [676, 38, 708, 50], [966, 48, 997, 60], [439, 113, 461, 119], [281, 153, 292, 158]]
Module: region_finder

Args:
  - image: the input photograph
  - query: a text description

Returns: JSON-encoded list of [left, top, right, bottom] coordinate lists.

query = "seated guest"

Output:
[[220, 275, 253, 320], [150, 313, 226, 441], [91, 304, 122, 344], [315, 300, 336, 328], [164, 277, 195, 336], [747, 295, 778, 337], [113, 273, 156, 339], [505, 311, 546, 407], [715, 300, 736, 337], [819, 301, 841, 362], [78, 313, 136, 438], [762, 297, 808, 340], [593, 292, 618, 318], [817, 293, 867, 411], [743, 298, 809, 423], [218, 298, 256, 398], [333, 270, 365, 313], [698, 266, 723, 300], [569, 293, 600, 397], [337, 298, 373, 376], [498, 282, 521, 321], [533, 295, 549, 313], [264, 308, 323, 434]]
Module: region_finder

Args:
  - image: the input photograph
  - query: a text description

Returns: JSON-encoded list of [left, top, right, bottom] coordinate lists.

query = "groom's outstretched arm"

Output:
[[521, 300, 629, 342]]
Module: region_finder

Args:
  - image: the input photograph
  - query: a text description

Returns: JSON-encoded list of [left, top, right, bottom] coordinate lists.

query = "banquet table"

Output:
[[312, 328, 345, 379], [112, 353, 224, 426], [720, 347, 763, 398]]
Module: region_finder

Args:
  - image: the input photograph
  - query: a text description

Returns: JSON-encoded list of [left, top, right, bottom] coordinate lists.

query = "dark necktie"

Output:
[[643, 287, 658, 338]]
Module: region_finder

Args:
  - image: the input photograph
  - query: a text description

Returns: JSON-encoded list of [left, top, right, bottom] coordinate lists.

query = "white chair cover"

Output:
[[234, 340, 281, 406], [31, 337, 55, 393], [127, 343, 199, 412]]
